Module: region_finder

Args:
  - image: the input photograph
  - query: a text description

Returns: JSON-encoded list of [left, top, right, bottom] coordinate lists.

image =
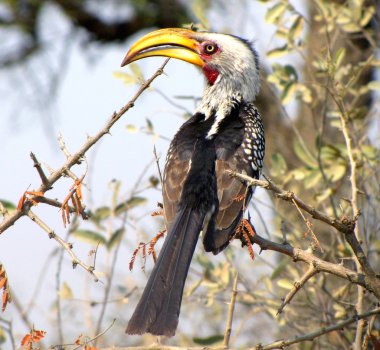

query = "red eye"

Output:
[[202, 42, 218, 55]]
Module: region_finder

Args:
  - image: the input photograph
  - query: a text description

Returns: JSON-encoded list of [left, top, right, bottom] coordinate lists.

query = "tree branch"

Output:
[[26, 210, 101, 282], [229, 171, 380, 299], [0, 58, 170, 235], [249, 233, 371, 294]]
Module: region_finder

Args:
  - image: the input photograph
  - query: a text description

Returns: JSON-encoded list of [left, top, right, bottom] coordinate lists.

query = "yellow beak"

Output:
[[121, 28, 204, 68]]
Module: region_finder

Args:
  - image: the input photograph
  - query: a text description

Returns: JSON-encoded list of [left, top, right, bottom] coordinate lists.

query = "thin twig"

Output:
[[277, 264, 318, 315], [153, 145, 163, 185], [223, 272, 239, 348], [255, 307, 380, 350], [26, 210, 101, 281], [72, 318, 116, 350], [0, 58, 170, 235]]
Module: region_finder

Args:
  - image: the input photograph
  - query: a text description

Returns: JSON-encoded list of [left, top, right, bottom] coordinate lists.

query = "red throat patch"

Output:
[[202, 66, 219, 85]]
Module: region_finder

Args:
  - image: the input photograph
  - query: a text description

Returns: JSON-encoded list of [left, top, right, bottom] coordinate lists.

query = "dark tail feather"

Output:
[[126, 206, 203, 337]]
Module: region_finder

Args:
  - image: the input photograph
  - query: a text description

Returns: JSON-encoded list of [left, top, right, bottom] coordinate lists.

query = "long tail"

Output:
[[126, 205, 203, 337]]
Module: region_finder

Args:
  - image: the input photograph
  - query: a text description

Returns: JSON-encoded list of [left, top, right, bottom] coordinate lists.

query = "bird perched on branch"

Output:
[[121, 28, 264, 337]]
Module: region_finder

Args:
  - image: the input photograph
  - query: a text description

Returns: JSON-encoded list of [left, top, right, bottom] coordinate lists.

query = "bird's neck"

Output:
[[196, 74, 257, 120], [196, 83, 244, 139]]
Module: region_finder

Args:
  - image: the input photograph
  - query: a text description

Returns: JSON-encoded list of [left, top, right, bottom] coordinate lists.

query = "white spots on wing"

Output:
[[242, 104, 265, 173]]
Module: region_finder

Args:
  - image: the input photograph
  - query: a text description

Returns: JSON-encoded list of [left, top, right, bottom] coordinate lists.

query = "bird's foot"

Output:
[[235, 218, 256, 261]]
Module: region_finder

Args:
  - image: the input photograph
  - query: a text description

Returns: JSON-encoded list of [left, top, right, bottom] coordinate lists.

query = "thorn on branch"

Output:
[[57, 132, 71, 160], [30, 152, 50, 188]]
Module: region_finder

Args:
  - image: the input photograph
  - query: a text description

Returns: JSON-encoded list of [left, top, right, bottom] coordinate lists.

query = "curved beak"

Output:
[[121, 28, 204, 68]]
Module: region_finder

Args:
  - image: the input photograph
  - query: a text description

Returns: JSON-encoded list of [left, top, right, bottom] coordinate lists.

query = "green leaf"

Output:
[[267, 45, 290, 59], [325, 163, 347, 182], [126, 124, 138, 133], [111, 180, 122, 209], [193, 334, 224, 346], [115, 196, 147, 215], [270, 153, 288, 177], [283, 65, 298, 81], [303, 169, 322, 189], [281, 82, 297, 104], [277, 278, 294, 290], [360, 6, 375, 26], [315, 188, 333, 203], [59, 282, 74, 300], [0, 199, 16, 212], [333, 48, 346, 68], [333, 303, 347, 318], [146, 118, 154, 132], [113, 71, 138, 85], [0, 326, 6, 345], [295, 84, 312, 104], [288, 16, 304, 42], [361, 145, 379, 161], [368, 81, 380, 91], [149, 175, 160, 188], [290, 168, 306, 180], [107, 228, 125, 250], [294, 141, 317, 167], [93, 206, 111, 221], [130, 63, 144, 81], [320, 144, 341, 161], [71, 230, 106, 246], [265, 3, 287, 24]]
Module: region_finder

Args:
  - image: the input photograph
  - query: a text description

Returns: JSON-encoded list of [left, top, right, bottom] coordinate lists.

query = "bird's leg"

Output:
[[235, 218, 256, 261]]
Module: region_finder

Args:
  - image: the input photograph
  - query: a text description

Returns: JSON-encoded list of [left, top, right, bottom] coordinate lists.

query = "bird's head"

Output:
[[121, 28, 260, 116]]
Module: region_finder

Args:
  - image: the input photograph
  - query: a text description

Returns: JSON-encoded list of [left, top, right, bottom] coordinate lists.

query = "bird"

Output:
[[121, 28, 264, 337]]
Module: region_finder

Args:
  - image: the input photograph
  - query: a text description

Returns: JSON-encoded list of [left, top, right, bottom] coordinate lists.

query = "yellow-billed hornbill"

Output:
[[121, 28, 264, 337]]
